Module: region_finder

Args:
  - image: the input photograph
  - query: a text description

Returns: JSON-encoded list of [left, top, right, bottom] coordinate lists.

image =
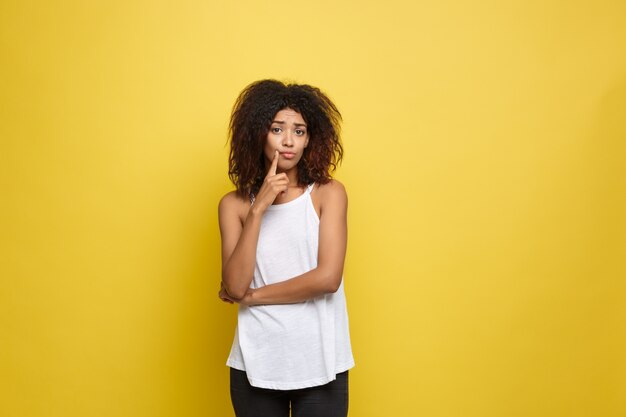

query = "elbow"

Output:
[[221, 274, 247, 300], [324, 272, 343, 294], [226, 286, 247, 300]]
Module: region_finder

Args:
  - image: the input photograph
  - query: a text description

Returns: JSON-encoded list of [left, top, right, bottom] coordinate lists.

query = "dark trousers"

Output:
[[230, 368, 349, 417]]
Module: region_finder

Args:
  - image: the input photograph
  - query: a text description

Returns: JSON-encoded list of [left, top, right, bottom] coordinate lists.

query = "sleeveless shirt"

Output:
[[226, 182, 355, 390]]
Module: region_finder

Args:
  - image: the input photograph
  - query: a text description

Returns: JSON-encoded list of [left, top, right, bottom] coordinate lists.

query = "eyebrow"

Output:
[[271, 120, 307, 127]]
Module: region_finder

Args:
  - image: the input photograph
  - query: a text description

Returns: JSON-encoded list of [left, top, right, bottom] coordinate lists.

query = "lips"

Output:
[[280, 152, 296, 159]]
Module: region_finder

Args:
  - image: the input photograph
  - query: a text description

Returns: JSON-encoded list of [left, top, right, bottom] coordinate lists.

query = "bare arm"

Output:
[[218, 195, 263, 300], [239, 180, 348, 305], [219, 151, 289, 299]]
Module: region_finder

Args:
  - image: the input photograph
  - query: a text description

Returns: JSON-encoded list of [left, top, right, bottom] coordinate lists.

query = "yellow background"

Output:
[[2, 1, 625, 416]]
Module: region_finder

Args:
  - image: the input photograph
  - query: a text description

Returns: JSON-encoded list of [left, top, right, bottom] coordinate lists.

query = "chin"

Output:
[[278, 161, 297, 170]]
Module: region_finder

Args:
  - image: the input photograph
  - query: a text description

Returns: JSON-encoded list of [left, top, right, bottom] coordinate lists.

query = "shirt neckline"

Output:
[[265, 184, 313, 210]]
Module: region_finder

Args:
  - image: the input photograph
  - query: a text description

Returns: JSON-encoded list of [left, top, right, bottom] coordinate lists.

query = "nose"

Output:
[[282, 130, 294, 147]]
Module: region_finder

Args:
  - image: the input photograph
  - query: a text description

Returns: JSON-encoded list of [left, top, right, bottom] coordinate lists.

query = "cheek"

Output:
[[263, 136, 276, 152]]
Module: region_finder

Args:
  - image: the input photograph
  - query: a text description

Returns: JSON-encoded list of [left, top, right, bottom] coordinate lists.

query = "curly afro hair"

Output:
[[227, 79, 343, 198]]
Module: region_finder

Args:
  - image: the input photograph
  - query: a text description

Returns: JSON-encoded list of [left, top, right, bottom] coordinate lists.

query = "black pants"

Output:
[[230, 368, 349, 417]]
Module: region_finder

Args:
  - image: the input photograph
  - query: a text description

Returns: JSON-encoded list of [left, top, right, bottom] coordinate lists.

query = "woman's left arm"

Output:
[[241, 180, 348, 305]]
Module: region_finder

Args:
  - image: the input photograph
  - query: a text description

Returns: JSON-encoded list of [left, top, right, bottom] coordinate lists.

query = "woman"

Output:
[[218, 79, 354, 417]]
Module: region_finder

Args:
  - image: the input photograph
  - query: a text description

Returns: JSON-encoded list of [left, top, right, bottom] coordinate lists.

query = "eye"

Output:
[[271, 127, 282, 134], [295, 129, 306, 136]]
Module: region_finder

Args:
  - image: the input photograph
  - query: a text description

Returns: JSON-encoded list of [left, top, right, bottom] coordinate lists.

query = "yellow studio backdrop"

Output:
[[1, 1, 625, 416]]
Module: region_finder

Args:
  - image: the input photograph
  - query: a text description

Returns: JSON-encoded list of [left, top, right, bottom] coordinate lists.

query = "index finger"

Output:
[[267, 150, 279, 177]]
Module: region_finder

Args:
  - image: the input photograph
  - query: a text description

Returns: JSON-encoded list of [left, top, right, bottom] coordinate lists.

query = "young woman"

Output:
[[218, 80, 354, 417]]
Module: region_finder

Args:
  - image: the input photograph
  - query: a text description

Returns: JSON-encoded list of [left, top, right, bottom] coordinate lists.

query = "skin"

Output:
[[218, 107, 348, 305]]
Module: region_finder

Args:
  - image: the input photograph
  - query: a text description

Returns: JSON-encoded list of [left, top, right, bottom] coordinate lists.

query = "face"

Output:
[[263, 108, 309, 173]]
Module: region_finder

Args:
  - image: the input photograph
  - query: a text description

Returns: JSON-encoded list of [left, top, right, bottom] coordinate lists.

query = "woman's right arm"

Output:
[[218, 194, 263, 300], [219, 151, 287, 299]]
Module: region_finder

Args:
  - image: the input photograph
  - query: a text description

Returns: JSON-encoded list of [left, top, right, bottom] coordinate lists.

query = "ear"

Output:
[[304, 136, 309, 148]]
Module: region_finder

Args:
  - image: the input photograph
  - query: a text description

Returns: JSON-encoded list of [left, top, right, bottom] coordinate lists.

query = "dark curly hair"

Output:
[[228, 79, 343, 198]]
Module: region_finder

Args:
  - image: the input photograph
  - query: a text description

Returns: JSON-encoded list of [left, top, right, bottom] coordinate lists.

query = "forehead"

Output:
[[273, 107, 306, 124]]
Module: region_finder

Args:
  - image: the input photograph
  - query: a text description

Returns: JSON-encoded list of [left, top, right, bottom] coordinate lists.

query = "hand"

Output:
[[238, 288, 257, 306], [218, 282, 257, 306], [253, 150, 289, 212]]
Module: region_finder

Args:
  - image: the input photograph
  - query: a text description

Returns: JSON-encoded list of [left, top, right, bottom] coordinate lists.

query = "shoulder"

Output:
[[315, 179, 347, 211], [316, 179, 347, 198], [218, 190, 249, 219]]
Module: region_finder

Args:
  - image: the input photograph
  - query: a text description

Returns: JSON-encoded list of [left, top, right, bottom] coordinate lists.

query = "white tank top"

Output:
[[226, 182, 355, 390]]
